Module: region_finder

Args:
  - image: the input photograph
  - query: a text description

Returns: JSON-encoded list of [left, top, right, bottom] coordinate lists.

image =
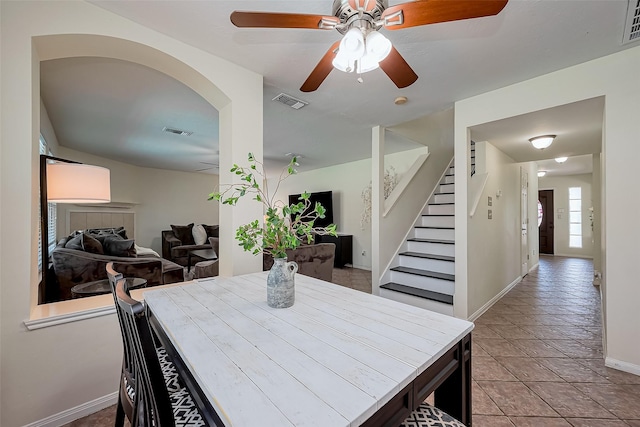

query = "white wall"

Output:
[[538, 173, 593, 258], [0, 1, 262, 425], [56, 146, 219, 254], [455, 45, 640, 374], [270, 158, 373, 269], [467, 142, 532, 317]]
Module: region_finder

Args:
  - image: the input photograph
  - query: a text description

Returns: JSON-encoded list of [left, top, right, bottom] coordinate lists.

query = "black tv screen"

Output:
[[288, 190, 334, 228]]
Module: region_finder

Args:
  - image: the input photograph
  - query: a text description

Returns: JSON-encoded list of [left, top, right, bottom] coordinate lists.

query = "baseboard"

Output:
[[350, 263, 372, 271], [528, 262, 539, 273], [24, 392, 117, 427], [468, 276, 522, 322], [554, 253, 594, 259], [605, 357, 640, 376]]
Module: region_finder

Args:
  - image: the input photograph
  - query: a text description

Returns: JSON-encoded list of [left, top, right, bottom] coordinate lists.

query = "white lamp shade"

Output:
[[47, 163, 111, 203], [356, 53, 380, 73], [529, 135, 555, 150], [366, 31, 392, 62], [339, 28, 365, 61], [332, 51, 355, 72]]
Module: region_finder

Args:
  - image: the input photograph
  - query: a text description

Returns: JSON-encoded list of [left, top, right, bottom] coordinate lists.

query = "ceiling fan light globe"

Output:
[[357, 53, 380, 73], [366, 31, 392, 61], [332, 53, 355, 73], [339, 28, 365, 61]]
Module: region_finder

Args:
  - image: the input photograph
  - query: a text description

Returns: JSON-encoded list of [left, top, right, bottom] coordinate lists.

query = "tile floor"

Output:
[[64, 259, 640, 426], [472, 256, 640, 427]]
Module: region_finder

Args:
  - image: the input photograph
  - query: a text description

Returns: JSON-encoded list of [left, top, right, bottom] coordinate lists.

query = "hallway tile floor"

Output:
[[471, 256, 640, 426], [65, 259, 640, 426]]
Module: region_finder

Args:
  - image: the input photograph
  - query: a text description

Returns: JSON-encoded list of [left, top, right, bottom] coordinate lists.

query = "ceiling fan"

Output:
[[231, 0, 508, 92]]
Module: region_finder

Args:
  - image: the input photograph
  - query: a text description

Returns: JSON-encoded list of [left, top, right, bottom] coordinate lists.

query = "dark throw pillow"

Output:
[[171, 223, 195, 245], [203, 224, 220, 238], [64, 233, 104, 254], [103, 235, 137, 257]]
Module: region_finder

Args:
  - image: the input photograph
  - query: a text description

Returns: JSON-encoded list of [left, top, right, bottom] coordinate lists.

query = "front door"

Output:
[[539, 189, 554, 254]]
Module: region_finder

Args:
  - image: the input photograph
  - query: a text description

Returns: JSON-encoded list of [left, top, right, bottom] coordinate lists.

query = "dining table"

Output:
[[144, 272, 474, 427]]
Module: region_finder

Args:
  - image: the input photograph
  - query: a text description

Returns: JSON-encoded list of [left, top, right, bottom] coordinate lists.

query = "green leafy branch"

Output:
[[209, 153, 337, 258]]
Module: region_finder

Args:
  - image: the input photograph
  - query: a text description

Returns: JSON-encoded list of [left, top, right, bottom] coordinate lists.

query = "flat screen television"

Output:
[[288, 190, 334, 228]]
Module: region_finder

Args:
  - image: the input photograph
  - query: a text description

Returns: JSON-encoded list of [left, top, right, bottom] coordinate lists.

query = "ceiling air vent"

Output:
[[162, 126, 193, 136], [622, 0, 640, 45], [272, 93, 308, 110]]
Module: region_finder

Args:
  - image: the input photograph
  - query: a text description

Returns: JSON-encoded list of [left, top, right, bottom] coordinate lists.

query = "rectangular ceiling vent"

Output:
[[272, 93, 308, 110], [622, 0, 640, 45], [162, 126, 193, 136]]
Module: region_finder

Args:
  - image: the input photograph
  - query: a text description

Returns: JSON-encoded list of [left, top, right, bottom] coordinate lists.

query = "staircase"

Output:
[[380, 161, 455, 316]]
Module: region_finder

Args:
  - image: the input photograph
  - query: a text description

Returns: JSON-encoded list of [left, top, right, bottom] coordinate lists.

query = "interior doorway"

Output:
[[539, 189, 554, 254], [521, 168, 529, 276]]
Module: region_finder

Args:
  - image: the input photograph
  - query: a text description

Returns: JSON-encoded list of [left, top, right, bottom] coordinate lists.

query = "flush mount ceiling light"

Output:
[[555, 156, 568, 163], [529, 135, 556, 150], [537, 171, 547, 177]]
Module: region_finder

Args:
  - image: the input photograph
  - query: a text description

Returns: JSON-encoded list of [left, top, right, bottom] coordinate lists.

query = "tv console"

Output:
[[315, 233, 353, 268]]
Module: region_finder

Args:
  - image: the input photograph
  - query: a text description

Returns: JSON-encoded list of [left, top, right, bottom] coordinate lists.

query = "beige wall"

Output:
[[0, 1, 262, 425], [56, 146, 219, 254], [538, 173, 593, 258], [466, 142, 537, 317], [455, 45, 640, 373]]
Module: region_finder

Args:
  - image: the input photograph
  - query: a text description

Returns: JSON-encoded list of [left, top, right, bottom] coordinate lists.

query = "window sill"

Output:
[[25, 281, 191, 330]]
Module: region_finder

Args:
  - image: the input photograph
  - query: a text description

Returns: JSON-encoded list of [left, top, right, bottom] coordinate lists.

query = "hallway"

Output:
[[472, 256, 640, 426]]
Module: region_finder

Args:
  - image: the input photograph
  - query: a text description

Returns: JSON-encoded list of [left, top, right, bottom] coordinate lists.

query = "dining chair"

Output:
[[400, 403, 466, 427], [106, 262, 205, 427]]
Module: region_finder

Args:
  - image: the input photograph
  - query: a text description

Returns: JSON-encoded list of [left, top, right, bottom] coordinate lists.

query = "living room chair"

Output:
[[106, 263, 205, 427]]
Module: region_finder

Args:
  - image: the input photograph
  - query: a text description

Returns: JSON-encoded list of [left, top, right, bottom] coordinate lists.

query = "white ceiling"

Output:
[[470, 96, 604, 175], [41, 0, 633, 174]]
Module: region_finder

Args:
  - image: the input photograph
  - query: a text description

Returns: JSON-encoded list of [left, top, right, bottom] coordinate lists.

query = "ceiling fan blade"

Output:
[[381, 0, 508, 30], [300, 41, 341, 93], [231, 11, 339, 30], [378, 46, 418, 89]]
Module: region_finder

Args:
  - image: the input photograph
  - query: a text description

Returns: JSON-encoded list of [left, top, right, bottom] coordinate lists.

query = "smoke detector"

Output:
[[272, 93, 308, 110]]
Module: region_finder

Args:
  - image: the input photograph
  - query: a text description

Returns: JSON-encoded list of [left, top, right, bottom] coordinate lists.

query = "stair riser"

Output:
[[428, 204, 455, 215], [414, 227, 455, 241], [380, 289, 454, 316], [389, 271, 455, 294], [443, 175, 455, 184], [420, 216, 455, 228], [439, 183, 455, 193], [433, 193, 455, 204], [399, 256, 455, 275], [407, 241, 455, 257]]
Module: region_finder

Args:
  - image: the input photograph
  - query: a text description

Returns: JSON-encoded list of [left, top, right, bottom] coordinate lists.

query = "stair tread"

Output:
[[421, 214, 454, 217], [400, 252, 455, 262], [434, 192, 454, 195], [429, 202, 455, 205], [391, 266, 455, 281], [380, 282, 454, 305], [408, 238, 455, 244], [414, 226, 454, 230]]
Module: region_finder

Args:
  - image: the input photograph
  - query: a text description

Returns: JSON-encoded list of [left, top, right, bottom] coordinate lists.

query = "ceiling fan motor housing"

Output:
[[333, 0, 387, 34]]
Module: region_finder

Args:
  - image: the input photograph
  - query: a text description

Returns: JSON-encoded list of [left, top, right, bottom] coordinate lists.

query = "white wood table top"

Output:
[[144, 272, 474, 427]]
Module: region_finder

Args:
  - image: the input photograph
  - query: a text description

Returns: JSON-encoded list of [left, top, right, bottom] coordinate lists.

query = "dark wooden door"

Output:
[[539, 190, 554, 254]]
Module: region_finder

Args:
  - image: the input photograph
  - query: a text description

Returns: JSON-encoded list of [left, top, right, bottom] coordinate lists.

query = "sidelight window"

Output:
[[569, 187, 582, 248]]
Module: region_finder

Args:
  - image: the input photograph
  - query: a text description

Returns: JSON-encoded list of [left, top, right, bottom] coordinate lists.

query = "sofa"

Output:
[[263, 243, 336, 282], [162, 223, 219, 266], [51, 229, 184, 301]]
